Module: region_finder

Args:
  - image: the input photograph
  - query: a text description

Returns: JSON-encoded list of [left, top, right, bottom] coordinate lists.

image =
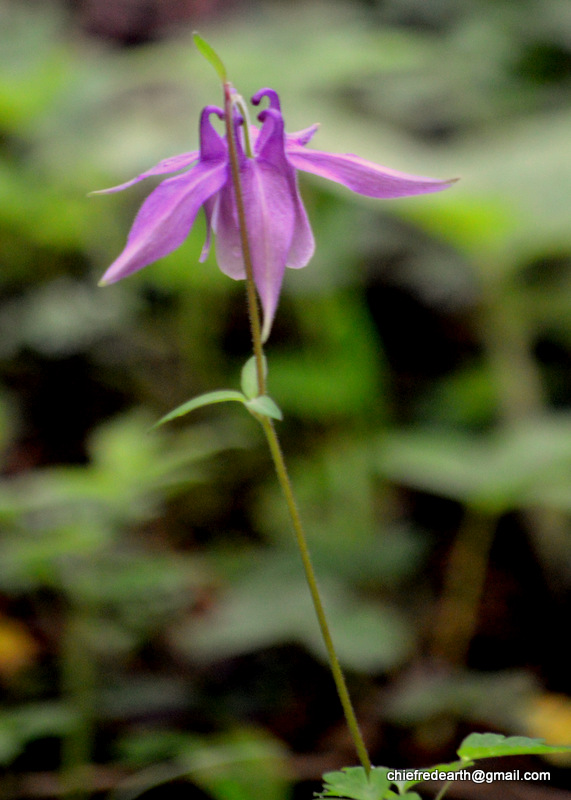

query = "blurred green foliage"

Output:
[[319, 734, 571, 800], [0, 0, 570, 797]]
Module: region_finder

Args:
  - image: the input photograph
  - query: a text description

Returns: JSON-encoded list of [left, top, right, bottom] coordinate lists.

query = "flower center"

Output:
[[231, 94, 254, 158]]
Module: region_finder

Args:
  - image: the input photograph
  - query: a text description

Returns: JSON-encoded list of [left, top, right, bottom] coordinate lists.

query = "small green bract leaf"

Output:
[[193, 33, 227, 82], [241, 355, 268, 400], [458, 733, 571, 760], [153, 390, 246, 428], [318, 767, 391, 800], [245, 395, 283, 421]]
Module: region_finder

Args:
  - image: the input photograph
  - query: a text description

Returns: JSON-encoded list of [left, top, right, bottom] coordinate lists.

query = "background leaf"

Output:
[[457, 733, 571, 761]]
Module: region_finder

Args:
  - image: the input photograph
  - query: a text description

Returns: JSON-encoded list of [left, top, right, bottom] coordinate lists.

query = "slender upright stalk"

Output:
[[223, 83, 266, 396], [223, 84, 371, 775], [259, 415, 372, 774]]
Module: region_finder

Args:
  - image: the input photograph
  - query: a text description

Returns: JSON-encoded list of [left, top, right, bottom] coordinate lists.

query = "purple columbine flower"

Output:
[[96, 88, 455, 340]]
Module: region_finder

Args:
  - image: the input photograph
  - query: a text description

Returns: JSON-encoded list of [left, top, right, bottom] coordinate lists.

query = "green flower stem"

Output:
[[223, 83, 266, 396], [434, 779, 452, 800], [223, 81, 371, 775], [260, 414, 372, 775]]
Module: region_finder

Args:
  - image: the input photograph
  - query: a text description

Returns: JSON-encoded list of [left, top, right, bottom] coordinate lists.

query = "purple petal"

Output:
[[212, 185, 244, 280], [256, 108, 291, 169], [252, 90, 287, 157], [256, 120, 318, 156], [256, 108, 314, 270], [199, 106, 226, 161], [286, 187, 315, 269], [91, 152, 199, 195], [247, 124, 261, 147], [251, 87, 281, 111], [99, 162, 227, 285], [286, 147, 457, 198], [214, 158, 296, 341], [286, 124, 320, 147], [198, 195, 218, 263], [245, 162, 296, 341]]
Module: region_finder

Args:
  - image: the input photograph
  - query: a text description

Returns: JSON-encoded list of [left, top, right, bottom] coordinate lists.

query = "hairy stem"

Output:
[[223, 82, 371, 774]]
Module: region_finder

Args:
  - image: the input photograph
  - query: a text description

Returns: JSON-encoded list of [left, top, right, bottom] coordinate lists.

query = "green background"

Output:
[[0, 0, 570, 797]]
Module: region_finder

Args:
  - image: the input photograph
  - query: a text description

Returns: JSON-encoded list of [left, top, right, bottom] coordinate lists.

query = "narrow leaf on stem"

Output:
[[193, 32, 227, 82], [152, 389, 246, 428]]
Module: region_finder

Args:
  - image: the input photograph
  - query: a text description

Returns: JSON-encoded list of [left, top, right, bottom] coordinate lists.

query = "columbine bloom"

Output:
[[97, 88, 455, 340]]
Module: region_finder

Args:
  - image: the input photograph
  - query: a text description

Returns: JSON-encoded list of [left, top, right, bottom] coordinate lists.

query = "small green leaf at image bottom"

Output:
[[318, 766, 391, 800]]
